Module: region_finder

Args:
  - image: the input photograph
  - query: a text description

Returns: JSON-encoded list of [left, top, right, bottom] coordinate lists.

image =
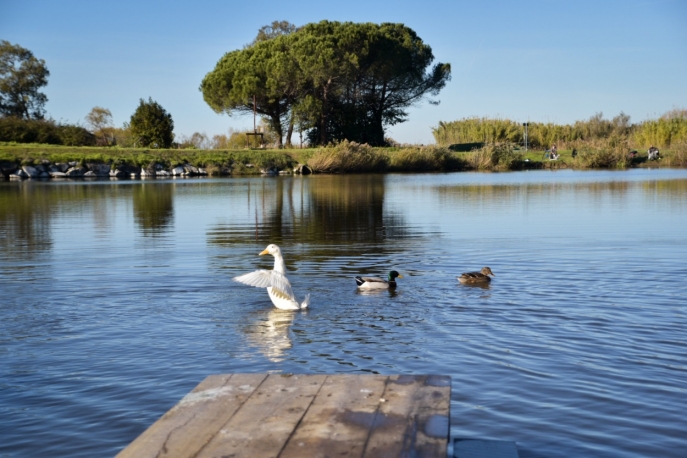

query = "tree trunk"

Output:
[[285, 113, 294, 147]]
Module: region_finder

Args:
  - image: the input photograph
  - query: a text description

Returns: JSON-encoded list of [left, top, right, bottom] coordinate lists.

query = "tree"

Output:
[[129, 98, 174, 148], [0, 40, 50, 119], [201, 21, 450, 147], [251, 20, 297, 45], [293, 22, 451, 146], [85, 106, 114, 145], [201, 36, 301, 147]]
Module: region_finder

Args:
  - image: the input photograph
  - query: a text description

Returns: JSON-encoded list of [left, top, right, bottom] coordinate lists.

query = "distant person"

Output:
[[629, 150, 637, 159], [550, 145, 559, 160], [648, 145, 660, 160], [571, 149, 578, 158]]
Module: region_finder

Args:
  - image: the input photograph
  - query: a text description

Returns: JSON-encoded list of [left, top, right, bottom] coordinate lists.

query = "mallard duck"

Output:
[[458, 267, 494, 284], [355, 270, 403, 289], [234, 244, 310, 310]]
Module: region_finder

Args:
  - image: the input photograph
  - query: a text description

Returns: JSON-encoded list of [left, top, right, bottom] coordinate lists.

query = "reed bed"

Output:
[[571, 137, 631, 168], [387, 146, 467, 172], [307, 141, 388, 173], [433, 111, 687, 151], [466, 143, 524, 171], [664, 140, 687, 167]]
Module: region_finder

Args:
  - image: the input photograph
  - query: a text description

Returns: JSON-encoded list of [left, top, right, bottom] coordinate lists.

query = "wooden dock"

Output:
[[117, 373, 451, 458]]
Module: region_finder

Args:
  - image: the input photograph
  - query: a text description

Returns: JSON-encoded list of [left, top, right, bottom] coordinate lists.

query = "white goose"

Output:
[[233, 244, 310, 310]]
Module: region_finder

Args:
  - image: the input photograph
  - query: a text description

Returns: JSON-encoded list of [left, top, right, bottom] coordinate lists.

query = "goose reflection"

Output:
[[243, 309, 297, 362]]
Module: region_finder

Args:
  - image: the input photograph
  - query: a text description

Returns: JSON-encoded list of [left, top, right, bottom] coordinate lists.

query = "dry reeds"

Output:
[[307, 140, 387, 173], [665, 140, 687, 167], [388, 146, 466, 172], [572, 137, 630, 168], [467, 143, 523, 170]]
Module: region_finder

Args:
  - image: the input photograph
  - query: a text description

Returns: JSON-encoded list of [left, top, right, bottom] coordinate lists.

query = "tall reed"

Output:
[[307, 140, 388, 173], [572, 137, 630, 168], [467, 143, 523, 170], [387, 146, 467, 172]]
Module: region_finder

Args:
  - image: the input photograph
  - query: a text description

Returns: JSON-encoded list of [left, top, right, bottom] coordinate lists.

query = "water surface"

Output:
[[1, 169, 686, 457]]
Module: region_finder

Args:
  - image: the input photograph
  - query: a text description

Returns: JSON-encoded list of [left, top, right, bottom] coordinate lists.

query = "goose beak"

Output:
[[259, 249, 269, 256]]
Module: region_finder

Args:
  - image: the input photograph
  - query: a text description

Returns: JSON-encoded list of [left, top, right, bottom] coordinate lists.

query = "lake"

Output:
[[1, 169, 686, 457]]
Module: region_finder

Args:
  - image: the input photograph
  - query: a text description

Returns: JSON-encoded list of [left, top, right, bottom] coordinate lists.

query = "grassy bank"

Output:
[[1, 140, 685, 176]]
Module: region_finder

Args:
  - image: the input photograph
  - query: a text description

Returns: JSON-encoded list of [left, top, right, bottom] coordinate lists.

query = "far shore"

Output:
[[1, 142, 684, 178]]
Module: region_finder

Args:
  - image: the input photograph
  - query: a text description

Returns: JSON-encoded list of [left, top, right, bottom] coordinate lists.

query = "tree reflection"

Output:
[[0, 184, 53, 261], [133, 183, 174, 236], [207, 175, 410, 250]]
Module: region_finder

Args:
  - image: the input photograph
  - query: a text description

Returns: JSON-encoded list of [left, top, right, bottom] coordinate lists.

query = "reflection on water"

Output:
[[133, 183, 174, 236], [242, 309, 297, 362], [1, 169, 687, 458], [207, 175, 409, 248]]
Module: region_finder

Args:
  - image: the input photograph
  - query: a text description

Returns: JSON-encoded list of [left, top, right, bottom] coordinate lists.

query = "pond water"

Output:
[[1, 169, 686, 457]]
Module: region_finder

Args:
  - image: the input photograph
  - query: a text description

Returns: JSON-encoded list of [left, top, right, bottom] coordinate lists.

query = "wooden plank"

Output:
[[117, 374, 451, 458], [279, 374, 389, 457], [116, 373, 267, 458], [363, 375, 451, 458], [196, 374, 328, 458]]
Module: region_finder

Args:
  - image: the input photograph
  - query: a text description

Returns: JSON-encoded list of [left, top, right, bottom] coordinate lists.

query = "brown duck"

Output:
[[458, 267, 495, 284]]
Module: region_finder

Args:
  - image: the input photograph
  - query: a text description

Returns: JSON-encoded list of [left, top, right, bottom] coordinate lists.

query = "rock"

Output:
[[49, 171, 67, 178], [197, 168, 208, 176], [156, 170, 170, 177], [86, 163, 110, 176], [55, 163, 69, 172], [172, 166, 185, 176], [110, 169, 127, 178], [11, 169, 29, 179], [141, 168, 155, 177], [66, 167, 86, 177], [22, 165, 40, 178], [1, 161, 19, 177], [83, 171, 97, 177], [293, 164, 312, 175], [183, 164, 199, 175], [119, 163, 140, 176]]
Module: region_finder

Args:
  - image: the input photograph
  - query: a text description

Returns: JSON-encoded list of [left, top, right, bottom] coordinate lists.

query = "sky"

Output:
[[1, 0, 686, 145]]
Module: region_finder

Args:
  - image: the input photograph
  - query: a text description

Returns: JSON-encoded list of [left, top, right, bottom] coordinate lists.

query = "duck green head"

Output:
[[388, 270, 403, 281]]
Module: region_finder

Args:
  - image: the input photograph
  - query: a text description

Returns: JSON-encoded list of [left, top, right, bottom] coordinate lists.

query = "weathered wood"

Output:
[[117, 374, 451, 458], [280, 374, 389, 457], [116, 373, 268, 458], [197, 374, 328, 457], [364, 375, 452, 457]]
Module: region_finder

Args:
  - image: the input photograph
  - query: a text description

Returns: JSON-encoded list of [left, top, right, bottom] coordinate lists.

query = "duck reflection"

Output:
[[243, 309, 297, 362], [356, 288, 399, 298]]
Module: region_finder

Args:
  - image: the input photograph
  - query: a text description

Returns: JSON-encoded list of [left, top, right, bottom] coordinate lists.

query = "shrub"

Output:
[[665, 140, 687, 167], [573, 137, 629, 168], [388, 146, 466, 172], [307, 140, 388, 173], [467, 143, 523, 170]]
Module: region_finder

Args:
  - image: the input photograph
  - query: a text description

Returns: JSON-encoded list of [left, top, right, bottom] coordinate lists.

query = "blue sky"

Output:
[[2, 0, 686, 144]]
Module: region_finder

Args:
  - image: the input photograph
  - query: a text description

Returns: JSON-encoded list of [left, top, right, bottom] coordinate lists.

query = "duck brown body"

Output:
[[458, 267, 495, 284]]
